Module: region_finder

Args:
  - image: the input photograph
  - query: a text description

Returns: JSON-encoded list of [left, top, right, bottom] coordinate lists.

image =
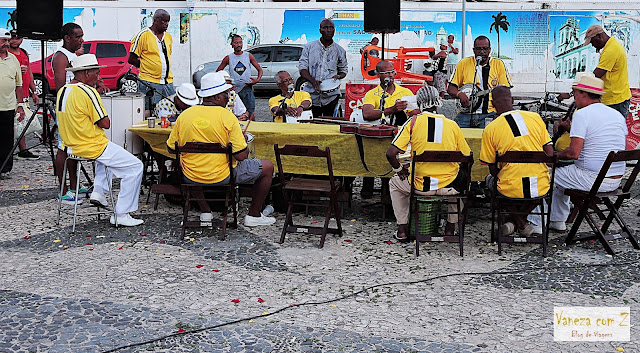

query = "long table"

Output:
[[130, 121, 487, 181]]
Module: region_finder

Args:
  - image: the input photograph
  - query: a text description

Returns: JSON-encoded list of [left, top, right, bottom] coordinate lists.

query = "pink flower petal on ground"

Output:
[[195, 265, 204, 268], [386, 241, 392, 245], [86, 234, 92, 237], [118, 247, 123, 250], [140, 233, 147, 236], [160, 240, 166, 244], [176, 328, 185, 333], [23, 236, 31, 240], [258, 298, 264, 303], [86, 243, 92, 246], [231, 298, 240, 303], [344, 239, 352, 242], [213, 269, 220, 272]]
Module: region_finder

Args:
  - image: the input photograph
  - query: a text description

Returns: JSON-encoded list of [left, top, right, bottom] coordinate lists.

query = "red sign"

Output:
[[345, 82, 424, 119], [627, 89, 640, 150]]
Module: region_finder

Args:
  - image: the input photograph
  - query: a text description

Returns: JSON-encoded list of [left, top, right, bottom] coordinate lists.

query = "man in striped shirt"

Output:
[[57, 55, 144, 227]]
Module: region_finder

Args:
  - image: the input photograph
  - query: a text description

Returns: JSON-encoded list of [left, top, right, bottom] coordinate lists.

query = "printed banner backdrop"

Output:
[[627, 89, 640, 150]]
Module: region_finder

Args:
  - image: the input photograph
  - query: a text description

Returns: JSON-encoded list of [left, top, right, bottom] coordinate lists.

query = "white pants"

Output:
[[94, 141, 143, 215], [389, 175, 461, 224], [528, 164, 621, 225]]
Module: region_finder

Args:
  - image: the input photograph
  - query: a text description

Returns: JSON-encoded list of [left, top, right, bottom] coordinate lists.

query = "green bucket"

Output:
[[410, 197, 441, 235]]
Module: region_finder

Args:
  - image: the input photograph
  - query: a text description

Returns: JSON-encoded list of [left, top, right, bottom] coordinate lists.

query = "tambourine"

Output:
[[285, 110, 313, 123], [319, 78, 341, 94]]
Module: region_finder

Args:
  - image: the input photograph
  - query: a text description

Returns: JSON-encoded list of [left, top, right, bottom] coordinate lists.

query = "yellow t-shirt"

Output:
[[130, 28, 173, 84], [392, 112, 471, 191], [56, 83, 109, 159], [480, 110, 551, 198], [268, 91, 312, 123], [597, 37, 631, 106], [362, 83, 414, 123], [449, 56, 513, 113], [0, 53, 22, 111], [166, 105, 248, 184]]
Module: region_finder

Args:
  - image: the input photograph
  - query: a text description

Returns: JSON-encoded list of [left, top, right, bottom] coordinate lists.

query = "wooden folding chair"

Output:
[[274, 144, 343, 248], [490, 151, 557, 257], [175, 142, 238, 241], [564, 150, 640, 255], [409, 151, 474, 256]]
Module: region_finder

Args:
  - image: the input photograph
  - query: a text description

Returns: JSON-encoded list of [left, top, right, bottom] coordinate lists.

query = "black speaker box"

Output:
[[16, 0, 64, 40], [364, 0, 400, 34]]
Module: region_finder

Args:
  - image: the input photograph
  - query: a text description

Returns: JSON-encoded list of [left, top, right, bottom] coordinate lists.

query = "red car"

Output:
[[30, 40, 139, 95]]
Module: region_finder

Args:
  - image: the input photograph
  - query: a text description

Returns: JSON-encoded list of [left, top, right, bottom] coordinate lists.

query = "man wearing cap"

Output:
[[152, 83, 198, 122], [129, 9, 175, 112], [216, 35, 262, 121], [0, 28, 24, 180], [560, 25, 631, 118], [56, 54, 144, 227], [221, 71, 250, 121], [269, 70, 311, 123], [480, 86, 554, 236], [166, 71, 275, 227], [548, 73, 627, 231], [447, 35, 513, 128], [386, 91, 471, 240], [299, 18, 348, 119]]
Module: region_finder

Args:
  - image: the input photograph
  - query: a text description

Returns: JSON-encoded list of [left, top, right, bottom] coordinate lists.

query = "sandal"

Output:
[[500, 222, 515, 236]]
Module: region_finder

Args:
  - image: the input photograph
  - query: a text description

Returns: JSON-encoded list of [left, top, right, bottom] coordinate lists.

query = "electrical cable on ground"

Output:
[[103, 259, 640, 352]]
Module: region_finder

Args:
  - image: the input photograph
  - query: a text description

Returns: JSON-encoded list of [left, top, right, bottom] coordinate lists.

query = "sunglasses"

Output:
[[474, 46, 491, 51], [377, 70, 396, 75]]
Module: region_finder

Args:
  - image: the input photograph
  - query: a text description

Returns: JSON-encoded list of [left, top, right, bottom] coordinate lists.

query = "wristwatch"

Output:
[[392, 165, 404, 173]]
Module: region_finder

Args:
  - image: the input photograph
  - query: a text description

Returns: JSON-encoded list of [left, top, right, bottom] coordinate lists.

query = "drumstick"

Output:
[[242, 120, 251, 135]]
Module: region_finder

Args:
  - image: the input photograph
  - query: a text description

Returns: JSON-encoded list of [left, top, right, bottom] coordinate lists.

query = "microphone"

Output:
[[475, 56, 483, 64], [287, 83, 294, 93], [383, 77, 391, 87]]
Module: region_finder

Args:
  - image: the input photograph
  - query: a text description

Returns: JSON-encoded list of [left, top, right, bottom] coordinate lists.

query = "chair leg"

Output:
[[71, 160, 82, 233], [105, 165, 117, 227], [279, 196, 294, 244], [220, 191, 229, 241], [56, 157, 69, 226], [331, 195, 343, 237], [540, 199, 547, 257], [231, 186, 238, 229], [181, 188, 190, 240], [496, 201, 503, 255], [490, 200, 496, 244], [584, 210, 615, 255], [458, 199, 464, 257], [319, 202, 332, 248]]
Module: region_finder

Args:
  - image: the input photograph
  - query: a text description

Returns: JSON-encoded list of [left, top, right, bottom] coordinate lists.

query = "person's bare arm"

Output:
[[128, 52, 140, 68], [96, 116, 111, 129], [447, 83, 470, 108], [299, 69, 319, 92], [247, 54, 263, 85], [593, 67, 607, 78], [216, 56, 230, 72], [52, 52, 69, 91], [557, 137, 584, 160], [386, 145, 409, 180]]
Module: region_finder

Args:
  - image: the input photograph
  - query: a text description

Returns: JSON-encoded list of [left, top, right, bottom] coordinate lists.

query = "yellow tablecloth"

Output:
[[130, 121, 487, 181]]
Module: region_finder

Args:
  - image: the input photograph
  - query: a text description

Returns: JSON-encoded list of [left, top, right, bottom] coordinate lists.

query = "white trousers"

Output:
[[389, 175, 461, 224], [94, 142, 143, 215]]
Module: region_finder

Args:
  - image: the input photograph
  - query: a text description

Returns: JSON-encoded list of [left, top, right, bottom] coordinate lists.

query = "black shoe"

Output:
[[17, 150, 40, 160]]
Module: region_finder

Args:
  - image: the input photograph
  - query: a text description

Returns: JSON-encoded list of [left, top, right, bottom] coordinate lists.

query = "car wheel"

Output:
[[33, 75, 49, 96], [118, 77, 138, 93], [295, 77, 308, 91]]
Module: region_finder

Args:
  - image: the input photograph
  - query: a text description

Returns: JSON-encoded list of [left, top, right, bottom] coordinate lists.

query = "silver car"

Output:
[[192, 44, 306, 91]]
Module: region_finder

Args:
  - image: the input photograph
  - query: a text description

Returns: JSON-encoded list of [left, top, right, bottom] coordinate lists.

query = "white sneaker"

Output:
[[532, 224, 543, 234], [244, 213, 276, 227], [262, 205, 274, 216], [90, 191, 109, 208], [550, 221, 567, 231], [200, 212, 213, 222], [110, 213, 144, 227]]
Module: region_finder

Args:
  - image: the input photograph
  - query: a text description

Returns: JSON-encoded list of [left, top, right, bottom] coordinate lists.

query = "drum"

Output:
[[286, 110, 313, 123], [319, 78, 341, 95], [100, 92, 144, 154], [245, 132, 255, 159]]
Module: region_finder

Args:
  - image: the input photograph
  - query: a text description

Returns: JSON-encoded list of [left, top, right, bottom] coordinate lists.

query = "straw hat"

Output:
[[583, 25, 605, 46], [175, 83, 199, 106], [572, 72, 604, 95], [198, 72, 232, 98], [66, 54, 106, 72]]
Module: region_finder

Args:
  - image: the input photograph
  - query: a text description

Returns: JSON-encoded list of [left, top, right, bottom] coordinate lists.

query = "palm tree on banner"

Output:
[[489, 12, 510, 58]]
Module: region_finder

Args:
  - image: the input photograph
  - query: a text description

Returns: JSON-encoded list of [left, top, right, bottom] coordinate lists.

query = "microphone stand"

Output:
[[470, 57, 481, 121], [277, 88, 294, 123], [379, 79, 390, 125], [124, 73, 170, 114]]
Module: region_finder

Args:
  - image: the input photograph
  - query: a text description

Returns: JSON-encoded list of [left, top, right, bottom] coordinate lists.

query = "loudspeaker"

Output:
[[16, 0, 64, 40], [364, 0, 400, 34]]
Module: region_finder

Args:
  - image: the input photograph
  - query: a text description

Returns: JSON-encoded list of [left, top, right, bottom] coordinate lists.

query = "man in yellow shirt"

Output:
[[129, 9, 174, 112], [269, 71, 311, 123], [57, 55, 144, 227], [480, 86, 554, 236], [386, 91, 471, 240], [167, 72, 276, 227], [447, 36, 513, 128]]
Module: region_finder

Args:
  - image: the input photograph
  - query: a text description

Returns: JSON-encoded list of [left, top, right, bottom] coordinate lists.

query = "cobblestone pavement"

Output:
[[1, 104, 639, 352]]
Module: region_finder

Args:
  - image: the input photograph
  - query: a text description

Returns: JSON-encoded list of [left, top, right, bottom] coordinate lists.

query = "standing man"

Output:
[[129, 9, 175, 112], [299, 18, 348, 119], [445, 34, 459, 75], [217, 34, 262, 121], [269, 70, 311, 123], [8, 30, 39, 160], [57, 54, 144, 227], [0, 28, 24, 180], [548, 73, 627, 231], [447, 35, 512, 128], [480, 86, 554, 236], [559, 25, 631, 118]]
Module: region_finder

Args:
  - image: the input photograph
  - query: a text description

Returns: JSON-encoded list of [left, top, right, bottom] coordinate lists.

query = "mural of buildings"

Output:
[[553, 17, 597, 79]]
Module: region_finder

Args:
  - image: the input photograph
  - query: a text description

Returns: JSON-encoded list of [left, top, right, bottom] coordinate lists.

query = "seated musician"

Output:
[[362, 60, 420, 198], [152, 83, 199, 122], [386, 89, 471, 240], [269, 70, 311, 123], [166, 72, 275, 227], [479, 86, 554, 236], [222, 71, 250, 121]]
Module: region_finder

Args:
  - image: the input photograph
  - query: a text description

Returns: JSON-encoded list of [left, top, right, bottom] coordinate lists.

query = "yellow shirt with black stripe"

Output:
[[167, 105, 247, 184], [55, 83, 109, 159], [480, 110, 551, 198], [449, 56, 513, 113], [363, 83, 414, 123], [130, 28, 173, 84], [392, 112, 471, 191], [268, 91, 311, 123], [597, 37, 631, 106]]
